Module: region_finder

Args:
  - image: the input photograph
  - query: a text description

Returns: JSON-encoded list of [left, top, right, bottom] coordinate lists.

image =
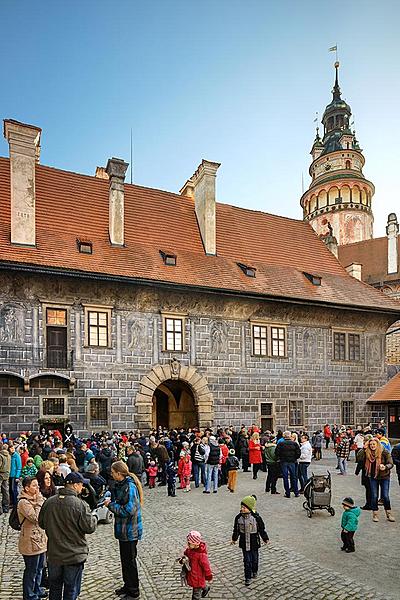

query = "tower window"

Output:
[[345, 160, 351, 169]]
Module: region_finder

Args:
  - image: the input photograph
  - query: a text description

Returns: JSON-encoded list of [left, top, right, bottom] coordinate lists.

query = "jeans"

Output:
[[252, 464, 261, 479], [119, 540, 139, 595], [0, 475, 10, 512], [242, 548, 259, 580], [167, 480, 176, 496], [205, 464, 219, 492], [23, 553, 45, 600], [193, 462, 206, 487], [281, 462, 299, 496], [369, 477, 391, 511], [338, 458, 347, 475], [9, 477, 19, 506], [341, 530, 355, 551], [48, 562, 84, 600], [298, 462, 310, 491], [265, 463, 279, 493]]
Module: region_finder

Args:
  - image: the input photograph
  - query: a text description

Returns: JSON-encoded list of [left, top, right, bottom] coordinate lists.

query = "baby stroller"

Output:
[[303, 471, 335, 518]]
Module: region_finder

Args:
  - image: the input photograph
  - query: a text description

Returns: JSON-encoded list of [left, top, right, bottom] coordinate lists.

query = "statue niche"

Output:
[[0, 304, 24, 345], [210, 320, 228, 355]]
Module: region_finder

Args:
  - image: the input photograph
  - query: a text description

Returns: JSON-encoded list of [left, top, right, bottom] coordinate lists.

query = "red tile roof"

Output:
[[368, 372, 400, 403], [0, 156, 399, 314], [338, 237, 400, 285]]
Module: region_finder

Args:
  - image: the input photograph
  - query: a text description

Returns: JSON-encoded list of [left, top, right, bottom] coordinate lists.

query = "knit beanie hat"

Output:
[[241, 494, 257, 512], [342, 497, 355, 508], [229, 448, 235, 455], [187, 530, 203, 545]]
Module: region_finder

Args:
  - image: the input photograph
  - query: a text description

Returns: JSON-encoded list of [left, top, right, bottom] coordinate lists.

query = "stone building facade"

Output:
[[1, 119, 400, 436]]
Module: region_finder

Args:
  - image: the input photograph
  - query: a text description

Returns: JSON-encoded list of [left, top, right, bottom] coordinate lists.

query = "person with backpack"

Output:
[[16, 476, 47, 600], [264, 438, 280, 495]]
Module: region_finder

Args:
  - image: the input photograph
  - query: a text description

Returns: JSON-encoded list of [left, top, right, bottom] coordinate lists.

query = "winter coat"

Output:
[[263, 444, 278, 464], [191, 442, 206, 465], [299, 441, 313, 463], [38, 487, 97, 565], [20, 450, 29, 468], [336, 438, 351, 459], [10, 451, 22, 478], [21, 464, 38, 478], [0, 449, 11, 476], [232, 511, 269, 550], [147, 465, 158, 477], [248, 440, 262, 465], [358, 448, 393, 480], [220, 445, 229, 465], [127, 452, 145, 476], [341, 507, 361, 532], [275, 440, 301, 464], [17, 491, 47, 556], [207, 440, 221, 466], [226, 455, 240, 471], [98, 448, 114, 475], [178, 457, 192, 477], [33, 455, 43, 470], [323, 425, 332, 439], [311, 433, 323, 448], [184, 542, 213, 589], [108, 476, 143, 542]]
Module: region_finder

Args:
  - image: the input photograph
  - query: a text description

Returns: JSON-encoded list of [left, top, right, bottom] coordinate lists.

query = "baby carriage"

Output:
[[303, 471, 335, 518]]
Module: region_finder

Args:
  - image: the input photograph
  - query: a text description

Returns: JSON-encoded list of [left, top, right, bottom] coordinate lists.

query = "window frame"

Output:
[[87, 397, 110, 430], [39, 395, 68, 419], [83, 305, 113, 348], [341, 400, 355, 426], [259, 401, 275, 432], [288, 399, 304, 428], [250, 322, 288, 358], [161, 312, 186, 353], [332, 330, 361, 362]]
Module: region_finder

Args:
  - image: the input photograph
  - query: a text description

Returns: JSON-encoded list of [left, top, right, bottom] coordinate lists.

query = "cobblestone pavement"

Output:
[[1, 451, 399, 600]]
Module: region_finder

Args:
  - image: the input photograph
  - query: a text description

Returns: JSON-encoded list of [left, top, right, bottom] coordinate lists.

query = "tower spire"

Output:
[[332, 61, 341, 100]]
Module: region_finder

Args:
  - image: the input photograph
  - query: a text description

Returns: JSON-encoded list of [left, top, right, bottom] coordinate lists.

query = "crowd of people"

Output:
[[0, 419, 399, 599]]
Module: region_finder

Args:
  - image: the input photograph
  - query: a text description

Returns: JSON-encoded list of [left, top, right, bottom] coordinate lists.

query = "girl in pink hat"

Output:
[[179, 530, 213, 599]]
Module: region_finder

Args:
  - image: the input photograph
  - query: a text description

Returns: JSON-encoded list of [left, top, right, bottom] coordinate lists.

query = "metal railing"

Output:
[[0, 346, 73, 370]]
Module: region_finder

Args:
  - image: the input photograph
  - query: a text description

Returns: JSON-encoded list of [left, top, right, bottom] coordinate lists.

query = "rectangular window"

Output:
[[89, 398, 109, 428], [348, 334, 360, 361], [342, 400, 355, 425], [334, 332, 346, 360], [271, 327, 286, 357], [42, 397, 65, 417], [46, 308, 67, 326], [253, 325, 267, 356], [333, 331, 361, 361], [289, 400, 304, 427], [88, 311, 109, 347], [164, 317, 183, 351]]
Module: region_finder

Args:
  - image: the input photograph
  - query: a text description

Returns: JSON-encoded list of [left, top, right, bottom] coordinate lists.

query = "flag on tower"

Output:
[[329, 45, 337, 51]]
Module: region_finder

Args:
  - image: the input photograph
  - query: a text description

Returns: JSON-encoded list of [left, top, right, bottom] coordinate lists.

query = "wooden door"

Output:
[[46, 327, 67, 368]]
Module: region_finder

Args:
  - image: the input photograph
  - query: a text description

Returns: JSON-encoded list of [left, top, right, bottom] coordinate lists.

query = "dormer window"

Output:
[[303, 272, 322, 286], [77, 239, 93, 254], [237, 262, 256, 278], [160, 250, 177, 266]]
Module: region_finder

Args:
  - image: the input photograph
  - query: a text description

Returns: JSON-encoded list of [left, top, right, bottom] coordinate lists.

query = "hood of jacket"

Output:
[[348, 506, 361, 518]]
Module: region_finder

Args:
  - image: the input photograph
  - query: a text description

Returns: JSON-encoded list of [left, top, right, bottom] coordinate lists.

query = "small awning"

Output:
[[367, 372, 400, 404]]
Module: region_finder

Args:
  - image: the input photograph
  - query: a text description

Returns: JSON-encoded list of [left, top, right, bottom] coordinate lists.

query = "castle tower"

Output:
[[300, 63, 374, 245]]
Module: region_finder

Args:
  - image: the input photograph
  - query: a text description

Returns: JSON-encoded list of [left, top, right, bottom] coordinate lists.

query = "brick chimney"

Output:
[[386, 212, 399, 274], [3, 119, 42, 246], [183, 159, 220, 255], [105, 157, 129, 247], [345, 262, 362, 281]]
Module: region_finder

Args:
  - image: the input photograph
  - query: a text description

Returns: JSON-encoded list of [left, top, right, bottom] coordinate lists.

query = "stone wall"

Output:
[[0, 271, 396, 436]]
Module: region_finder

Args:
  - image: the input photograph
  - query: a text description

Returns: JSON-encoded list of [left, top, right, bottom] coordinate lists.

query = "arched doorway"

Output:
[[152, 379, 197, 429]]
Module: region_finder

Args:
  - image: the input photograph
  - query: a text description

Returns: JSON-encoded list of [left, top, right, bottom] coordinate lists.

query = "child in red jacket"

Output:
[[178, 453, 192, 492], [182, 530, 212, 599], [147, 460, 158, 488]]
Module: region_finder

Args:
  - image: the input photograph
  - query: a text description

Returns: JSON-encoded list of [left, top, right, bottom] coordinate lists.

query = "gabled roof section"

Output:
[[338, 237, 400, 285], [0, 156, 400, 314], [367, 372, 400, 403]]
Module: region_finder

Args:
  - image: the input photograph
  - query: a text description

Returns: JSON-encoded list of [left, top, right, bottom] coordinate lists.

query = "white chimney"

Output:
[[345, 262, 362, 281], [183, 159, 220, 255], [3, 119, 42, 246], [105, 157, 128, 247], [386, 213, 399, 274]]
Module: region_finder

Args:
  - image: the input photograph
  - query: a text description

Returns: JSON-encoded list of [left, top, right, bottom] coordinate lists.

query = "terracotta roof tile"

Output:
[[338, 237, 400, 285], [0, 156, 400, 314], [368, 372, 400, 403]]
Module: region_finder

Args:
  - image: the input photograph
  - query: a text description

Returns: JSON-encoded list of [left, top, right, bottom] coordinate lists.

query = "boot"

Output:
[[372, 511, 379, 522], [385, 510, 395, 522]]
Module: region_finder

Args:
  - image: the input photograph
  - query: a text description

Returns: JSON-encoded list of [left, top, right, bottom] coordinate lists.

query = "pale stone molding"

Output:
[[136, 361, 214, 430], [106, 157, 128, 247]]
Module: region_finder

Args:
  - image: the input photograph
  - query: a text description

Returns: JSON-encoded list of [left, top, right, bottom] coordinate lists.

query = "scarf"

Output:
[[364, 441, 382, 478]]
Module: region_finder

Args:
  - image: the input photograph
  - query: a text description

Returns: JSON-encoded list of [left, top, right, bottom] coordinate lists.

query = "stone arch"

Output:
[[29, 372, 76, 392], [136, 362, 213, 432]]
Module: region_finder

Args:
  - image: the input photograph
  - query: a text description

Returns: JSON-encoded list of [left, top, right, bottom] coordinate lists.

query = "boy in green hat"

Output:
[[231, 495, 269, 586]]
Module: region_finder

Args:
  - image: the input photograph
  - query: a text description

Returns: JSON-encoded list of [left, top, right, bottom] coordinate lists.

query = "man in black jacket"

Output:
[[275, 431, 301, 498]]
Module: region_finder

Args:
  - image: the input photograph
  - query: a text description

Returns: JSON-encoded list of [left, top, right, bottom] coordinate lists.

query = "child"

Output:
[[180, 530, 212, 599], [166, 459, 177, 497], [21, 457, 38, 478], [231, 495, 269, 586], [147, 460, 158, 489], [341, 497, 360, 553], [226, 449, 240, 493], [178, 452, 192, 492]]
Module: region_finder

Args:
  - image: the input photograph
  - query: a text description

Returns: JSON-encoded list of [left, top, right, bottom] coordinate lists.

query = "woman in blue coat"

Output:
[[9, 445, 22, 507]]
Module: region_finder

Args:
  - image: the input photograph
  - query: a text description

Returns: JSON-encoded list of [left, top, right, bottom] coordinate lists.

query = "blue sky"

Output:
[[1, 0, 399, 236]]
